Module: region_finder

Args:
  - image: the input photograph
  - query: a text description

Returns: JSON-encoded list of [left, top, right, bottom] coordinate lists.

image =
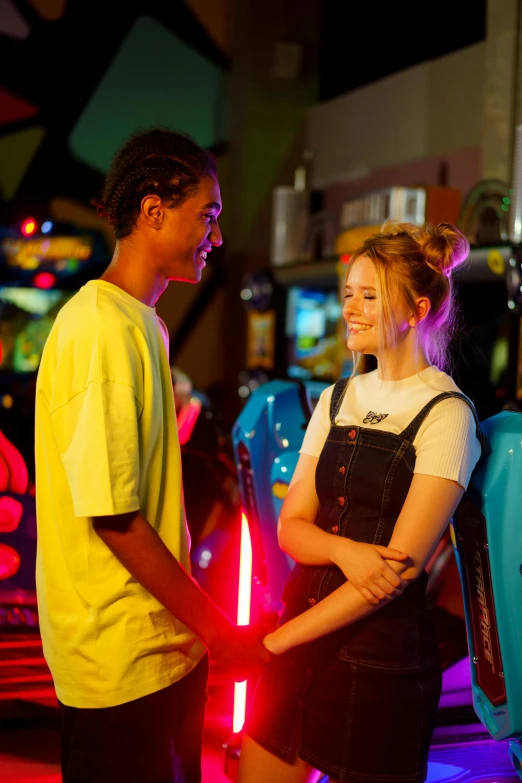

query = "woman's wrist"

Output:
[[329, 534, 354, 568], [263, 628, 289, 655]]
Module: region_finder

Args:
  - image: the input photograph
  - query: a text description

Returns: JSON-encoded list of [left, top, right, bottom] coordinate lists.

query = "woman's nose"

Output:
[[343, 297, 360, 317]]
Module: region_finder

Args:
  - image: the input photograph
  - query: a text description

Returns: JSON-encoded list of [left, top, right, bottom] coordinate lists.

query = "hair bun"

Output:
[[418, 222, 469, 277]]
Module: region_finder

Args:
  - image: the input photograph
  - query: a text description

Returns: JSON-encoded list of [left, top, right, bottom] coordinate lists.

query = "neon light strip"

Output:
[[233, 680, 247, 734], [237, 513, 252, 626], [232, 512, 252, 734], [177, 397, 202, 446]]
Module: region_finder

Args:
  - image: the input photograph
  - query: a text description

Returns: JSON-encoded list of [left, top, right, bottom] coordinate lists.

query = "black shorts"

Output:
[[59, 654, 208, 783], [245, 647, 442, 783]]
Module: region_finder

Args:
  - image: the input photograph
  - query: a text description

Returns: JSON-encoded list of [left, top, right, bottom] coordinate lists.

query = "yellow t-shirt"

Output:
[[35, 280, 205, 708]]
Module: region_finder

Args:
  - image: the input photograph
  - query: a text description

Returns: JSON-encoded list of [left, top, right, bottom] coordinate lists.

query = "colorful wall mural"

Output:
[[0, 0, 230, 233]]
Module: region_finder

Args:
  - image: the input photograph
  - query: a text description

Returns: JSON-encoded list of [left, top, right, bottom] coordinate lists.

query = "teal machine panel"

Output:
[[232, 379, 328, 615], [451, 411, 522, 775]]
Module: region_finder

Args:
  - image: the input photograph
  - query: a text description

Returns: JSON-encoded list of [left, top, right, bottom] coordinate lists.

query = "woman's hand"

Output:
[[331, 538, 410, 605]]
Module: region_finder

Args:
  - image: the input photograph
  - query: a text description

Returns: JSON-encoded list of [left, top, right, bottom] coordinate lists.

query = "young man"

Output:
[[35, 128, 270, 783]]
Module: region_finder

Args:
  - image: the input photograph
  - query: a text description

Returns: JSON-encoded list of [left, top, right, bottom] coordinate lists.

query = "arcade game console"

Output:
[[452, 410, 522, 776], [232, 378, 328, 622], [0, 217, 111, 707]]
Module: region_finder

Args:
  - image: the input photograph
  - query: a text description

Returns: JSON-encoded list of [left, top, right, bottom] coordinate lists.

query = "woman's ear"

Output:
[[410, 297, 431, 327]]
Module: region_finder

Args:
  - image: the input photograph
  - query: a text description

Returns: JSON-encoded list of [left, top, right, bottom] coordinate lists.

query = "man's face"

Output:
[[157, 175, 223, 283]]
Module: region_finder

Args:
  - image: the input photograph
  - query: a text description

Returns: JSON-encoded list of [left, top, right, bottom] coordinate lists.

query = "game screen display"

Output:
[[285, 286, 343, 381], [0, 287, 72, 373]]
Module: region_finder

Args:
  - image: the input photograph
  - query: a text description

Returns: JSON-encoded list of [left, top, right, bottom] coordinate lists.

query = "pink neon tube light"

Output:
[[232, 512, 252, 733]]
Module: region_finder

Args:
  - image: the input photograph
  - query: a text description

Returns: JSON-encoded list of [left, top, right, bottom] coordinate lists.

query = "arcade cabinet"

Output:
[[451, 409, 522, 775], [0, 216, 110, 706], [238, 262, 351, 403]]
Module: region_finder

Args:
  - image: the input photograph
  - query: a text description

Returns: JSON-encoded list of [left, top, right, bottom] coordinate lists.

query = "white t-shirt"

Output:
[[300, 366, 482, 489]]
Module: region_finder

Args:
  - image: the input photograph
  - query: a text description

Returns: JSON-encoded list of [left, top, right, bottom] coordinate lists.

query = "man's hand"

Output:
[[331, 538, 411, 605], [210, 624, 272, 681]]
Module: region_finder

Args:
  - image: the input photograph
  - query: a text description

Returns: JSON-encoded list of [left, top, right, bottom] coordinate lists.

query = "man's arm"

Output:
[[93, 511, 270, 677]]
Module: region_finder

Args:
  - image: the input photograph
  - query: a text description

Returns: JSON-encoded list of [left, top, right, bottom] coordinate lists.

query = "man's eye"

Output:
[[344, 293, 353, 299], [203, 214, 214, 223]]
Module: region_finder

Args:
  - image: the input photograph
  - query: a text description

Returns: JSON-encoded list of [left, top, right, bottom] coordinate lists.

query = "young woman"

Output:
[[237, 221, 483, 783]]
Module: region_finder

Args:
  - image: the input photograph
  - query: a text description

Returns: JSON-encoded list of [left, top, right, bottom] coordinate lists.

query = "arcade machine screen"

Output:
[[285, 286, 344, 381], [0, 287, 72, 374], [0, 224, 109, 474]]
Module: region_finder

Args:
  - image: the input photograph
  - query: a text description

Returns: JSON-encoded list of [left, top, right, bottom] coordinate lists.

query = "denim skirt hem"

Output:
[[244, 648, 441, 783]]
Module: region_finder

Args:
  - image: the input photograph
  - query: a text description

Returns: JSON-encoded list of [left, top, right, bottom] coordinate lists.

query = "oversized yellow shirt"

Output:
[[35, 280, 204, 708]]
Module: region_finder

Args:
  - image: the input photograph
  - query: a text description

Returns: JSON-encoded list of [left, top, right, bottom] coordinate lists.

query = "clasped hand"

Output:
[[332, 538, 411, 605], [211, 619, 276, 681]]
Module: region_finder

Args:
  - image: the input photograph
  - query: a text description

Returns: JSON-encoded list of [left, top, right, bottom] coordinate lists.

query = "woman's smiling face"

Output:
[[343, 255, 413, 357], [343, 255, 379, 355]]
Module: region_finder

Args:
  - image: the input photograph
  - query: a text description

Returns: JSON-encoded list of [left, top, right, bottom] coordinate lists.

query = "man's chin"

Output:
[[168, 267, 202, 284]]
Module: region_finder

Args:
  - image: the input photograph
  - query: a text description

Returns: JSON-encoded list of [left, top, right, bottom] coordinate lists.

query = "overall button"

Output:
[[331, 524, 339, 534], [339, 465, 346, 475], [338, 496, 345, 507], [308, 597, 317, 606]]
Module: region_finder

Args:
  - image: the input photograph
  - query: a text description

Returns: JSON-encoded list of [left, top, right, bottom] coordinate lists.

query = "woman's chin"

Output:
[[347, 337, 364, 352], [347, 338, 378, 356]]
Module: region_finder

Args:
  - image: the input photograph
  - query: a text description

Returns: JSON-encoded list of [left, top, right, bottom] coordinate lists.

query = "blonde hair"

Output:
[[347, 220, 469, 371]]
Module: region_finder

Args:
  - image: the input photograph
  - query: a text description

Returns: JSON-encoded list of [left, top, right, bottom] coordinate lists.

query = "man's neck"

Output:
[[100, 241, 168, 307]]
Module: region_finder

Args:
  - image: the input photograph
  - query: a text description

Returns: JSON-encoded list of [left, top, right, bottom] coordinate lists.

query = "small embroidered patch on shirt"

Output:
[[363, 411, 389, 425]]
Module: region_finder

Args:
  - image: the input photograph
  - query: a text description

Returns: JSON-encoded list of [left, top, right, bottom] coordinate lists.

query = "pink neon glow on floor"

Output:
[[0, 693, 233, 782]]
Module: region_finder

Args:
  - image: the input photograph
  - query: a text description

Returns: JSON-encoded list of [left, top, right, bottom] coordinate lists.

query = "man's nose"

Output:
[[210, 221, 223, 247]]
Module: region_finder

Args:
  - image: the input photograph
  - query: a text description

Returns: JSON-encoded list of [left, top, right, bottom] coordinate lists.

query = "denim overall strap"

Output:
[[400, 391, 486, 453], [329, 377, 350, 424]]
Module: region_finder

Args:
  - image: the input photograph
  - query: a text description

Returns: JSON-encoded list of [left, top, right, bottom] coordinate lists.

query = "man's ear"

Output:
[[140, 195, 163, 229]]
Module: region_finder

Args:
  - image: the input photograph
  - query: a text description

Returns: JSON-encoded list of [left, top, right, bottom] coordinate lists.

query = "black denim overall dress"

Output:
[[245, 378, 483, 783]]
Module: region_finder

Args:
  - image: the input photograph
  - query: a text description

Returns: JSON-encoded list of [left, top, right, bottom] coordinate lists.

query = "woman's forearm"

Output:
[[277, 516, 338, 566], [265, 560, 412, 654]]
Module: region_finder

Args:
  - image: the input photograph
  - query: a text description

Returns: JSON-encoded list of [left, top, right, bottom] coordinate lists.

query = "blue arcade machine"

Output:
[[233, 378, 328, 623], [451, 409, 522, 774]]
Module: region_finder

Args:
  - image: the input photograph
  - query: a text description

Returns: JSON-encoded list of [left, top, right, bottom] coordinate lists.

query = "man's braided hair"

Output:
[[92, 127, 217, 240]]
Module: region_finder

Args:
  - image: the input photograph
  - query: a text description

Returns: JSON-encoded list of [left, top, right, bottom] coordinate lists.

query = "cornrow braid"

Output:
[[92, 128, 217, 240]]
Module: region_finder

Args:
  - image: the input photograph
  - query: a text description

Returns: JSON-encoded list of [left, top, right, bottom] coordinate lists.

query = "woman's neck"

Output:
[[376, 341, 430, 381]]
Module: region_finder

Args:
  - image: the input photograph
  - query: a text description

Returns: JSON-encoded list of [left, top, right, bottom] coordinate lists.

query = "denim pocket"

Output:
[[338, 598, 425, 672]]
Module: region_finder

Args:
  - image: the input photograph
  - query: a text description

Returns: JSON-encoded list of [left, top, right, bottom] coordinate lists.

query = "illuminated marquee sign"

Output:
[[1, 236, 93, 270]]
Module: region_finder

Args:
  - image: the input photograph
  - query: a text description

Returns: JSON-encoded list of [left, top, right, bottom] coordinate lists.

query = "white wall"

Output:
[[308, 43, 485, 188]]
